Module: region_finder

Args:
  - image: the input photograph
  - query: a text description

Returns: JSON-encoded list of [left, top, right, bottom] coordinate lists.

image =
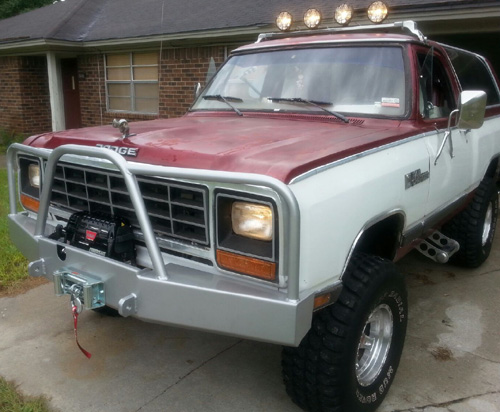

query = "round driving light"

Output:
[[276, 11, 293, 31], [335, 4, 354, 26], [367, 1, 388, 23], [304, 8, 321, 29]]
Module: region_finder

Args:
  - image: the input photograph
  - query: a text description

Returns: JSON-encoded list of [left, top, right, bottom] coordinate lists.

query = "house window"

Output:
[[106, 52, 159, 114]]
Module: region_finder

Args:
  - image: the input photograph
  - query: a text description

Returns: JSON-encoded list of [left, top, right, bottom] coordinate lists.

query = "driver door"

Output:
[[417, 47, 474, 219]]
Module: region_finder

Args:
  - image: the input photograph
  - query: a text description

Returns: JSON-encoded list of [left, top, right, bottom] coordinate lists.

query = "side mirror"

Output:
[[435, 90, 487, 165], [457, 90, 487, 130]]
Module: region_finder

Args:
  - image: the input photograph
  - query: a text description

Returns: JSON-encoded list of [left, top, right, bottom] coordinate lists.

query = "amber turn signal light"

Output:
[[314, 293, 333, 310], [20, 193, 40, 213], [216, 249, 276, 281]]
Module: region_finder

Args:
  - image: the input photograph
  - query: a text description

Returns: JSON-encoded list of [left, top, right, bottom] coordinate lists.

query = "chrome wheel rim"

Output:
[[356, 304, 393, 387], [482, 203, 493, 246]]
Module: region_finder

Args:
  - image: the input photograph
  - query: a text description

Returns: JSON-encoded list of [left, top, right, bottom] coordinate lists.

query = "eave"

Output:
[[0, 25, 272, 56]]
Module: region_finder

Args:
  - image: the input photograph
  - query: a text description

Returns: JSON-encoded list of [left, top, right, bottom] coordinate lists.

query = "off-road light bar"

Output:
[[275, 2, 391, 31], [261, 20, 425, 44]]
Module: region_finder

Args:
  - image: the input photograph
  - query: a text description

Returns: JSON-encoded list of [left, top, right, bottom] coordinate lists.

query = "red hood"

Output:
[[27, 113, 419, 183]]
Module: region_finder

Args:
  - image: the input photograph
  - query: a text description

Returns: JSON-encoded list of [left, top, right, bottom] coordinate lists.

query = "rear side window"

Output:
[[444, 46, 500, 106]]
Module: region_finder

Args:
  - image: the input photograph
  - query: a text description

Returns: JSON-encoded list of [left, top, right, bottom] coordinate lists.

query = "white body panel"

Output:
[[291, 114, 500, 293], [425, 116, 500, 216]]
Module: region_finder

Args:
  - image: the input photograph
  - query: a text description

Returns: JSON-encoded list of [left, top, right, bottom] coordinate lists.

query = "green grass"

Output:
[[0, 169, 30, 295], [0, 377, 50, 412], [0, 171, 51, 411], [0, 129, 25, 154]]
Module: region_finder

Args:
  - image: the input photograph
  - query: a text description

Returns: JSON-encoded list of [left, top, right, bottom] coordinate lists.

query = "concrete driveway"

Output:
[[1, 239, 500, 411]]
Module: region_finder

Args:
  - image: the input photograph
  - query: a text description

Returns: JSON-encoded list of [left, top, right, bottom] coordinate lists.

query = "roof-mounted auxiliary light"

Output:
[[304, 8, 322, 29], [334, 4, 354, 26], [273, 2, 391, 32], [367, 1, 388, 23], [276, 11, 293, 31]]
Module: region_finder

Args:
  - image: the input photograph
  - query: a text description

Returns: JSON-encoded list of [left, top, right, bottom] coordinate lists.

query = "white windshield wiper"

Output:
[[203, 95, 244, 116], [267, 97, 349, 123]]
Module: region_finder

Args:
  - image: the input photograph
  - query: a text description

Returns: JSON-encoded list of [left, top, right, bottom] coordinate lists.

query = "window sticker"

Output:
[[381, 97, 400, 108]]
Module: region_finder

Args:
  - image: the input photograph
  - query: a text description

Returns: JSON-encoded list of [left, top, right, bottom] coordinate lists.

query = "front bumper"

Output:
[[9, 213, 313, 345], [7, 144, 314, 346]]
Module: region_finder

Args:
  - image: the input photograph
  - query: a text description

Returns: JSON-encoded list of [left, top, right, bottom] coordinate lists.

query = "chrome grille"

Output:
[[49, 163, 209, 246]]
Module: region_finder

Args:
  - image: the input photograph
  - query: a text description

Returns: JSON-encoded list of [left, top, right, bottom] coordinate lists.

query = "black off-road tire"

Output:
[[282, 254, 407, 412], [442, 177, 499, 268]]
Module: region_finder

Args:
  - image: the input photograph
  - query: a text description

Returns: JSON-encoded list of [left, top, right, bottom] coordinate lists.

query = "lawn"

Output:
[[0, 377, 51, 412], [0, 169, 51, 410], [0, 129, 25, 153], [1, 133, 43, 296], [0, 169, 33, 297]]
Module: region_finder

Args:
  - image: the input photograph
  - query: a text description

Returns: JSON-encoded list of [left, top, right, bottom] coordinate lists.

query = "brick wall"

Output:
[[0, 45, 230, 134], [159, 46, 227, 117], [0, 57, 23, 134], [78, 45, 228, 127], [18, 57, 51, 133], [78, 54, 106, 127], [0, 56, 51, 136], [78, 54, 162, 128]]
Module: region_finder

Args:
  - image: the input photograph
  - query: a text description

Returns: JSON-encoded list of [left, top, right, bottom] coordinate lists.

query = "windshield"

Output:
[[192, 46, 407, 118]]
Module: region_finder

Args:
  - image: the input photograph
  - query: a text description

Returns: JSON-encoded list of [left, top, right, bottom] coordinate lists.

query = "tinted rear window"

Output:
[[444, 46, 500, 106]]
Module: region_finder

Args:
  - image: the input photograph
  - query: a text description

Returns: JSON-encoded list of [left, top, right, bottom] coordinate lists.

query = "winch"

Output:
[[51, 211, 135, 264], [49, 212, 136, 358]]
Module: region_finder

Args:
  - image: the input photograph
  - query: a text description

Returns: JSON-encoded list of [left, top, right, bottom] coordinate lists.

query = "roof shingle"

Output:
[[0, 0, 496, 44]]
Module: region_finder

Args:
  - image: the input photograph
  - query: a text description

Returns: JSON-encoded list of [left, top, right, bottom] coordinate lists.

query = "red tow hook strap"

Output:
[[72, 305, 92, 359]]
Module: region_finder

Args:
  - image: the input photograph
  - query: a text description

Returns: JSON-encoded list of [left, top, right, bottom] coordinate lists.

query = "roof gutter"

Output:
[[84, 25, 271, 48], [0, 38, 84, 55]]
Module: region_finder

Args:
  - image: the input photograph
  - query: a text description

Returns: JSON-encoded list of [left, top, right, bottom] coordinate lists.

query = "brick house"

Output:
[[0, 0, 499, 135]]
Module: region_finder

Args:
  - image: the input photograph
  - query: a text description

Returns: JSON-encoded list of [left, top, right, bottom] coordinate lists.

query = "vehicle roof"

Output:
[[234, 32, 424, 54]]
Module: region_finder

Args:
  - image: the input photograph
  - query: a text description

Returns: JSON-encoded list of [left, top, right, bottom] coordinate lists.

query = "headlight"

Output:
[[29, 164, 41, 188], [216, 194, 277, 282], [19, 156, 41, 212], [231, 202, 273, 241]]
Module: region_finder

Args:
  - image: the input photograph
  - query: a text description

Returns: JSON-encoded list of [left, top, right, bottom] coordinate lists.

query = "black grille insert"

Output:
[[49, 163, 209, 246]]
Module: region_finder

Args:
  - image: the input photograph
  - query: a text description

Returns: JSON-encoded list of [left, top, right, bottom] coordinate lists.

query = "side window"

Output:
[[444, 47, 500, 106], [417, 50, 456, 119]]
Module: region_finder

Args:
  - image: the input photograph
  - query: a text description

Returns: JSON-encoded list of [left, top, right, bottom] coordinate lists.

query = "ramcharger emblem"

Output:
[[96, 144, 138, 157], [405, 168, 430, 189]]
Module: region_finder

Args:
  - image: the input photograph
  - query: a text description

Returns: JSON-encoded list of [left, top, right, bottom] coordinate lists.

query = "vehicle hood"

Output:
[[27, 113, 416, 184]]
